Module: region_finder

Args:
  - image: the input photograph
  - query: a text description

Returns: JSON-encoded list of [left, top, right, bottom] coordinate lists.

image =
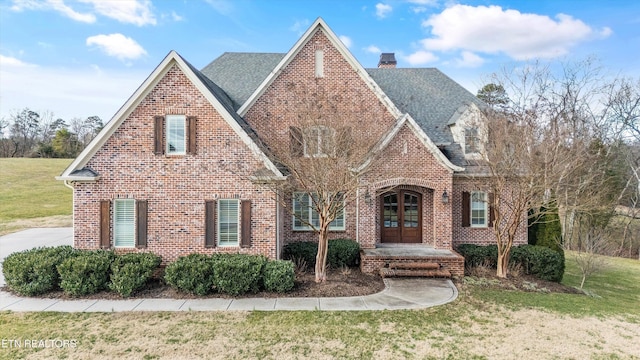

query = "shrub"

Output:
[[327, 238, 360, 268], [164, 254, 216, 295], [212, 254, 267, 295], [456, 244, 497, 268], [282, 239, 360, 269], [511, 245, 564, 282], [282, 242, 317, 268], [2, 246, 76, 296], [262, 260, 295, 293], [458, 244, 564, 282], [109, 253, 162, 298], [57, 250, 115, 296]]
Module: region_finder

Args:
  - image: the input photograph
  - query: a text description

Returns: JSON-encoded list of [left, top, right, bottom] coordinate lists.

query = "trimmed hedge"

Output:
[[212, 254, 267, 295], [109, 253, 162, 298], [457, 244, 564, 282], [262, 260, 295, 293], [2, 246, 77, 296], [57, 250, 115, 296], [282, 238, 360, 269], [164, 254, 216, 295]]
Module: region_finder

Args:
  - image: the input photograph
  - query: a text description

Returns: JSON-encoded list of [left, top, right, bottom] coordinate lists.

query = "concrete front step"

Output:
[[380, 268, 452, 278]]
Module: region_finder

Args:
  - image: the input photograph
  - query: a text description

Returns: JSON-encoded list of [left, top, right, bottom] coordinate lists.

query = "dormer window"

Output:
[[464, 127, 480, 154]]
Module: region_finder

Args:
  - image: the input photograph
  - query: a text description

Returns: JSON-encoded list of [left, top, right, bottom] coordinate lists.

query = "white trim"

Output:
[[165, 114, 186, 155], [356, 114, 465, 173], [58, 50, 284, 180], [470, 191, 488, 228], [55, 175, 101, 182], [217, 199, 240, 247], [237, 17, 402, 119], [113, 198, 136, 248]]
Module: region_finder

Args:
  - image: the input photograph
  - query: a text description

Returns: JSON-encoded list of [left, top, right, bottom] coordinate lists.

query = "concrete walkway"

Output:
[[0, 228, 458, 312]]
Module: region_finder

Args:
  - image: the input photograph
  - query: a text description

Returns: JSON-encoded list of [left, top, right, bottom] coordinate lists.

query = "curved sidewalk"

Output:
[[0, 228, 458, 312]]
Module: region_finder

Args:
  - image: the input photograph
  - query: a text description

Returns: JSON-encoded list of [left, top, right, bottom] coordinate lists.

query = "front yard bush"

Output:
[[212, 254, 267, 295], [262, 260, 295, 293], [282, 238, 360, 269], [327, 239, 360, 268], [2, 246, 76, 296], [164, 253, 216, 295], [109, 253, 162, 298], [57, 250, 115, 296], [457, 244, 564, 282]]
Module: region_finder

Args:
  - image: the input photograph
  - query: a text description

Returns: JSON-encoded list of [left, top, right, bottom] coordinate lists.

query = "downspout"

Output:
[[355, 187, 359, 244], [63, 180, 75, 242], [276, 192, 281, 260]]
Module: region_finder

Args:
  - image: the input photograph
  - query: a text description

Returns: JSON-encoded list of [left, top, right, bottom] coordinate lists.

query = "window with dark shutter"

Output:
[[100, 200, 111, 249], [187, 116, 197, 155], [154, 116, 165, 155], [136, 200, 148, 248], [488, 193, 496, 227], [290, 126, 303, 157], [241, 200, 252, 248], [205, 200, 216, 248], [462, 192, 470, 227]]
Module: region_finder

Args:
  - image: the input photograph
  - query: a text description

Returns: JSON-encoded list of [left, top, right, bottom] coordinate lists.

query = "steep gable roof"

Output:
[[357, 114, 465, 173], [365, 68, 485, 145], [58, 50, 284, 181], [236, 17, 402, 119], [201, 52, 285, 111]]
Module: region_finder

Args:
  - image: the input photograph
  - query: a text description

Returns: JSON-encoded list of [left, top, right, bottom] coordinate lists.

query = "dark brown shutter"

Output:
[[100, 200, 111, 249], [205, 200, 216, 248], [187, 116, 197, 155], [337, 127, 353, 157], [241, 200, 252, 248], [488, 193, 496, 227], [290, 126, 303, 157], [462, 192, 470, 228], [154, 116, 165, 155], [136, 200, 148, 248]]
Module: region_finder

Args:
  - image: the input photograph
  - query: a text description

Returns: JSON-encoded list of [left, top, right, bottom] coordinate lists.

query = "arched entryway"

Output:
[[380, 190, 422, 243]]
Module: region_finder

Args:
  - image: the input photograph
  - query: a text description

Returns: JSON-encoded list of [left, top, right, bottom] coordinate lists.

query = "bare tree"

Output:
[[261, 81, 382, 282], [480, 59, 623, 277]]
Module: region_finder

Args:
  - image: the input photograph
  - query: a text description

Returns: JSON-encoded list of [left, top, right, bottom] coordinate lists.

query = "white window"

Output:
[[465, 128, 480, 154], [471, 191, 487, 227], [315, 49, 324, 78], [292, 192, 345, 231], [218, 199, 239, 246], [114, 199, 135, 247], [304, 126, 335, 157], [166, 115, 186, 155]]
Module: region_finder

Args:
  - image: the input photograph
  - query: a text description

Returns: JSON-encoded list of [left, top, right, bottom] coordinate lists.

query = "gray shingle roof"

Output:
[[201, 52, 285, 110], [366, 68, 484, 144]]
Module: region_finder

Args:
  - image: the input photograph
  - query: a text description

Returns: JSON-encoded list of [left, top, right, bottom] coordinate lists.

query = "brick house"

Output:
[[58, 18, 527, 278]]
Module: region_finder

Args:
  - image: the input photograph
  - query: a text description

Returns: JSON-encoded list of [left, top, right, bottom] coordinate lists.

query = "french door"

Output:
[[380, 190, 422, 243]]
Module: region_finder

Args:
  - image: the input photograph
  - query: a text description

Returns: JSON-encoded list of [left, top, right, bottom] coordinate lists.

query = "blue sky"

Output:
[[1, 0, 639, 124]]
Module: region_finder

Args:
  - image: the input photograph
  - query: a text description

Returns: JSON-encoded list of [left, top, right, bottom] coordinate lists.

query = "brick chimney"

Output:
[[378, 53, 397, 68]]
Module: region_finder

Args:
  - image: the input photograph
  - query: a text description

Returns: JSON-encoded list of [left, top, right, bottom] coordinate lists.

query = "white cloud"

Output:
[[11, 0, 96, 23], [86, 33, 147, 61], [171, 11, 184, 22], [375, 3, 392, 19], [421, 5, 611, 60], [0, 55, 36, 67], [10, 0, 156, 26], [339, 35, 353, 48], [455, 51, 484, 68], [79, 0, 156, 26], [0, 62, 147, 122], [404, 50, 438, 65], [204, 0, 234, 16], [289, 19, 310, 35], [365, 45, 382, 54]]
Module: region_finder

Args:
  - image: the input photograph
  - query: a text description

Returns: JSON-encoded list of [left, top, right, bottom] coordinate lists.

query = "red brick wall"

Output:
[[451, 177, 528, 247], [73, 64, 277, 264]]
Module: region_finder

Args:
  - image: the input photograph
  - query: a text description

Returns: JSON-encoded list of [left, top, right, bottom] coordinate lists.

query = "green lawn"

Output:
[[0, 158, 72, 234], [1, 255, 638, 359]]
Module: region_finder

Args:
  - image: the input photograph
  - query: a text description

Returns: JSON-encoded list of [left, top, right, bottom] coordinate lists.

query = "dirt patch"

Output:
[[0, 215, 72, 236], [6, 268, 386, 300], [460, 265, 583, 294]]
